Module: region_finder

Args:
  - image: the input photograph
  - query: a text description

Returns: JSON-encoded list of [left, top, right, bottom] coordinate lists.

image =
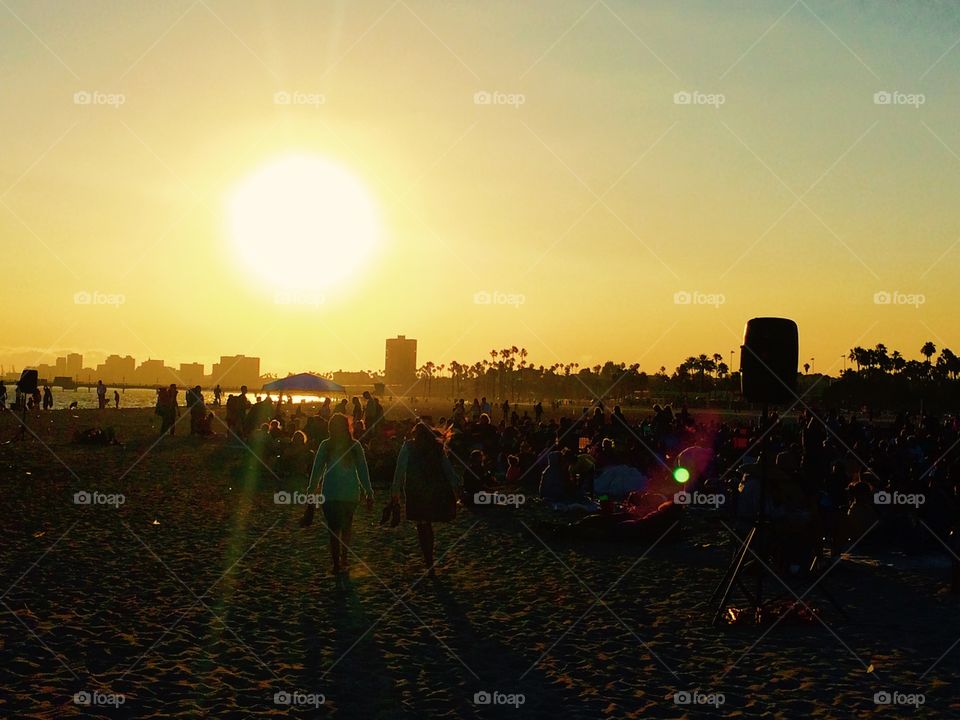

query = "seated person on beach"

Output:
[[73, 426, 118, 445], [225, 394, 240, 431], [242, 397, 274, 437], [471, 413, 499, 455], [277, 430, 313, 478], [188, 385, 211, 435], [540, 448, 572, 502], [462, 449, 496, 504], [249, 422, 275, 459], [505, 454, 523, 485], [570, 450, 597, 497], [268, 419, 284, 439]]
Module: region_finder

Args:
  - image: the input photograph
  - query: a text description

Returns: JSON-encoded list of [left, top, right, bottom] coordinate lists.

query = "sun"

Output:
[[226, 154, 380, 293]]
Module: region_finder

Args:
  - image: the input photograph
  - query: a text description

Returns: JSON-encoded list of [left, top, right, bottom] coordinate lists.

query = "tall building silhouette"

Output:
[[385, 335, 417, 389], [66, 353, 83, 380], [179, 362, 205, 387], [211, 355, 260, 389]]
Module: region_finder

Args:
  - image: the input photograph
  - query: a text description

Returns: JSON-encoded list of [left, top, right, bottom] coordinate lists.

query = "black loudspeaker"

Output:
[[17, 369, 39, 395], [740, 317, 798, 404]]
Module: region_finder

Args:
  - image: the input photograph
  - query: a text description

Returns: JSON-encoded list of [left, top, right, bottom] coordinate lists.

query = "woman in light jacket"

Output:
[[309, 413, 374, 587]]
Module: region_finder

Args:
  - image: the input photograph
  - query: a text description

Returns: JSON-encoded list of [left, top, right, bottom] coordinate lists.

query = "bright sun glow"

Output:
[[226, 154, 380, 293]]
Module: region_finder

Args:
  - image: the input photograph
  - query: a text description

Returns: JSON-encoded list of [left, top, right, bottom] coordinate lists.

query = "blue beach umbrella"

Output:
[[261, 373, 345, 395]]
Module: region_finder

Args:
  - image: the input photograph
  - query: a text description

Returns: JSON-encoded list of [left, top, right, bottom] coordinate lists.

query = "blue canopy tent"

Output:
[[262, 373, 345, 395]]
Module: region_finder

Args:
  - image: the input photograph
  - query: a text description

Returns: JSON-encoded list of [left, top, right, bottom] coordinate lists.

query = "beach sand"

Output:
[[1, 407, 958, 718]]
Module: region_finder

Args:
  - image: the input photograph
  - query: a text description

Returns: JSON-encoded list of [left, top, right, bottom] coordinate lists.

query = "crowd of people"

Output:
[[0, 380, 56, 411], [244, 394, 960, 585], [19, 376, 956, 588]]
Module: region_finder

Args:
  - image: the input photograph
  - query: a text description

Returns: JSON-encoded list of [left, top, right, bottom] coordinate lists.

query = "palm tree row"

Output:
[[846, 342, 960, 380], [408, 348, 738, 401]]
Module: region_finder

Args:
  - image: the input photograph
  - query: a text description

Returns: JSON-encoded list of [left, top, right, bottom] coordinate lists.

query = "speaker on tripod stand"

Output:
[[710, 317, 798, 624]]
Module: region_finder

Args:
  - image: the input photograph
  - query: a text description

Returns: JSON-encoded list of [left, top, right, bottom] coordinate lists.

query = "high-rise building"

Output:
[[385, 335, 417, 389], [210, 355, 260, 389], [96, 354, 136, 384], [135, 358, 169, 386], [179, 362, 205, 387], [66, 353, 83, 380]]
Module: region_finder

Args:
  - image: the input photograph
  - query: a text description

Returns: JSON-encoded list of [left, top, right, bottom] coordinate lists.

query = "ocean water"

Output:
[[18, 387, 330, 411]]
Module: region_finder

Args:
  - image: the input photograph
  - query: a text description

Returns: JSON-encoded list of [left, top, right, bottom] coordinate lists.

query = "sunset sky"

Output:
[[3, 0, 959, 378]]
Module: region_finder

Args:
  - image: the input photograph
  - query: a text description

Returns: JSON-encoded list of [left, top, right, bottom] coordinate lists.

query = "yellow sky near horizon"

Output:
[[2, 1, 959, 377]]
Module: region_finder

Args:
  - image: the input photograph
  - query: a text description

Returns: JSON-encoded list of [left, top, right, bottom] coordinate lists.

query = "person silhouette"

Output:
[[392, 422, 461, 576], [308, 413, 373, 587], [352, 396, 363, 426]]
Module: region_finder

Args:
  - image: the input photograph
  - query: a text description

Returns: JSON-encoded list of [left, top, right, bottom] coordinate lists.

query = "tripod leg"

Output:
[[709, 524, 753, 606], [712, 526, 756, 625], [808, 555, 847, 619]]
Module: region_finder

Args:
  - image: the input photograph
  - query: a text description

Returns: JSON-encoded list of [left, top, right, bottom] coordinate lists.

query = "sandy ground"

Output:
[[1, 407, 958, 718]]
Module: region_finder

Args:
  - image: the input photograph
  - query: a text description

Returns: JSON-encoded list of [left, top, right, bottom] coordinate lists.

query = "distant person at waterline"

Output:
[[42, 385, 53, 410], [157, 384, 179, 435], [362, 391, 383, 433], [114, 389, 120, 408], [96, 380, 107, 409], [213, 384, 222, 406], [308, 413, 373, 587]]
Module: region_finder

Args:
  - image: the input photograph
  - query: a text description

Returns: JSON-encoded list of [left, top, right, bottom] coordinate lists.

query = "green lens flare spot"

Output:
[[673, 467, 691, 484]]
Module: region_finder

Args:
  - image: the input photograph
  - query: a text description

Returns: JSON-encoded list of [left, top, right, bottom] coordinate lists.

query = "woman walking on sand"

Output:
[[309, 413, 373, 588], [392, 422, 461, 577]]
